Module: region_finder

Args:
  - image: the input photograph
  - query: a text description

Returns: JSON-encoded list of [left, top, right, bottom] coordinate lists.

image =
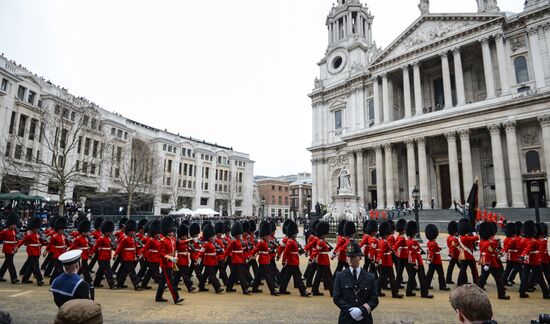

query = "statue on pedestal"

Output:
[[343, 203, 354, 221], [418, 0, 430, 15], [337, 168, 352, 195], [359, 203, 367, 222]]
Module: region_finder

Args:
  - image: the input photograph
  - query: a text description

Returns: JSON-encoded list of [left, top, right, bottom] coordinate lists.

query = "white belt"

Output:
[[29, 244, 41, 247], [259, 251, 269, 254], [78, 247, 89, 250], [54, 246, 66, 249], [205, 253, 216, 256], [99, 247, 111, 250], [3, 241, 17, 244], [384, 252, 391, 255], [319, 252, 331, 255], [397, 247, 406, 250], [124, 248, 135, 251], [529, 251, 539, 254], [432, 252, 440, 255], [290, 252, 299, 255], [233, 250, 243, 253], [149, 250, 158, 253], [508, 250, 517, 252], [178, 252, 188, 255]]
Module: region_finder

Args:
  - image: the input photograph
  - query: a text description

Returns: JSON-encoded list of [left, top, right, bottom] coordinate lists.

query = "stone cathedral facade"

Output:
[[309, 0, 550, 212]]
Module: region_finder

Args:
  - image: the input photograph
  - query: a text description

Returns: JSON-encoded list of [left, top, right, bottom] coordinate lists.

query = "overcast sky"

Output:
[[0, 0, 524, 176]]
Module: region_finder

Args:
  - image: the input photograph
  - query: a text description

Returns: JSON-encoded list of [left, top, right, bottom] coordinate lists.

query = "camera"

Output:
[[531, 313, 550, 324]]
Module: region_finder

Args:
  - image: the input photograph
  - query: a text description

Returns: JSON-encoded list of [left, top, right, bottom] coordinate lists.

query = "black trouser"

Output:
[[137, 260, 149, 279], [519, 265, 549, 297], [50, 260, 63, 284], [457, 259, 478, 286], [44, 254, 55, 276], [252, 264, 277, 294], [305, 261, 317, 287], [426, 263, 447, 289], [377, 265, 399, 297], [0, 253, 17, 281], [157, 267, 180, 303], [112, 255, 122, 273], [279, 265, 307, 295], [226, 263, 249, 293], [407, 264, 429, 297], [368, 260, 379, 280], [94, 260, 116, 288], [312, 264, 333, 296], [41, 252, 51, 270], [117, 261, 139, 288], [333, 260, 348, 276], [446, 258, 458, 283], [88, 254, 98, 271], [542, 263, 550, 287], [396, 258, 408, 285], [363, 257, 371, 271], [174, 265, 194, 291], [216, 260, 229, 286], [248, 259, 259, 281], [509, 261, 522, 282], [199, 265, 221, 291], [269, 259, 280, 285], [141, 262, 160, 288], [502, 261, 520, 285], [189, 260, 203, 281], [80, 259, 93, 283], [19, 259, 29, 276], [22, 256, 43, 283], [478, 266, 507, 298]]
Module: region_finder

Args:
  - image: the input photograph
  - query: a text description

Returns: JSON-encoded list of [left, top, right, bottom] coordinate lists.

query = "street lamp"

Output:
[[261, 197, 266, 222], [530, 181, 540, 224], [412, 187, 422, 242]]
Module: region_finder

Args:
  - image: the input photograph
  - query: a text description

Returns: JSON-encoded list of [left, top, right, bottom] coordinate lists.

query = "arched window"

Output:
[[526, 150, 541, 173], [514, 56, 529, 84], [368, 99, 374, 122], [371, 169, 377, 185]]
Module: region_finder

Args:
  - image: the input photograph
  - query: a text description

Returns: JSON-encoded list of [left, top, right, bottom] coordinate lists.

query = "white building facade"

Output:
[[0, 55, 254, 216], [310, 0, 550, 210]]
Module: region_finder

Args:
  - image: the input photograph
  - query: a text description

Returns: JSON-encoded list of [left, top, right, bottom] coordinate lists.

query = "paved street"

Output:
[[0, 242, 548, 324]]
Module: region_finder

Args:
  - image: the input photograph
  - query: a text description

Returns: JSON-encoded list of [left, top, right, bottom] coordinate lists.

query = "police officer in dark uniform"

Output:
[[333, 241, 379, 324]]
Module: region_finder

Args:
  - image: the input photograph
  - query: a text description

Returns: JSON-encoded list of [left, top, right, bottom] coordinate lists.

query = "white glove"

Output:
[[483, 265, 489, 271], [349, 307, 363, 321]]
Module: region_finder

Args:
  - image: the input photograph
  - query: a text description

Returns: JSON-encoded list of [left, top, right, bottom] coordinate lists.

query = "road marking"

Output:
[[0, 289, 21, 293], [9, 290, 32, 298]]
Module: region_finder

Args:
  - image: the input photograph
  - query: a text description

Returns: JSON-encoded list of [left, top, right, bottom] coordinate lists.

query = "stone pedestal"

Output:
[[332, 194, 359, 221]]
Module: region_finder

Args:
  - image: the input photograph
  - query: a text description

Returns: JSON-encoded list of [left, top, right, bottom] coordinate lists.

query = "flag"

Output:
[[466, 177, 479, 229]]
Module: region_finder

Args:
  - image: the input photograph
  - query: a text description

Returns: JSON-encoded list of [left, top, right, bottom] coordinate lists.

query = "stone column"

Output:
[[348, 13, 353, 36], [417, 137, 429, 204], [382, 73, 390, 123], [375, 145, 386, 209], [403, 65, 412, 118], [453, 47, 466, 106], [406, 139, 417, 203], [544, 24, 550, 68], [321, 160, 328, 204], [351, 151, 358, 195], [311, 159, 319, 206], [357, 150, 365, 205], [488, 124, 509, 208], [528, 26, 546, 89], [481, 37, 496, 99], [441, 51, 453, 108], [495, 33, 511, 95], [384, 143, 395, 209], [355, 13, 361, 35], [413, 62, 423, 115], [538, 114, 550, 207], [459, 129, 473, 197], [504, 121, 526, 208], [446, 131, 462, 205], [373, 76, 381, 125]]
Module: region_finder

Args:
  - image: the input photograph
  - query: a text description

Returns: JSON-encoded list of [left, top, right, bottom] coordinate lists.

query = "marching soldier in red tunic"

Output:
[[197, 223, 223, 294], [156, 217, 183, 304], [279, 220, 310, 297], [16, 217, 45, 286], [359, 220, 371, 271], [304, 220, 319, 288], [424, 224, 449, 291], [135, 219, 149, 280], [332, 220, 349, 275], [366, 221, 379, 277], [174, 222, 195, 293], [48, 217, 70, 284], [311, 221, 333, 297], [214, 222, 229, 286], [405, 221, 432, 298], [114, 219, 141, 290], [139, 220, 161, 290], [0, 214, 20, 284], [519, 220, 550, 299], [250, 221, 279, 295], [88, 217, 103, 272], [456, 218, 479, 286], [501, 222, 520, 286], [376, 221, 403, 298], [393, 219, 408, 289], [445, 221, 459, 285], [69, 220, 93, 283], [91, 220, 117, 289], [112, 217, 128, 274], [224, 222, 251, 294], [188, 223, 202, 280], [477, 222, 509, 299]]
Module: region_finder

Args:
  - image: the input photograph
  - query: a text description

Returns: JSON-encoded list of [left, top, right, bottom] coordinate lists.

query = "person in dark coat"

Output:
[[333, 241, 379, 324]]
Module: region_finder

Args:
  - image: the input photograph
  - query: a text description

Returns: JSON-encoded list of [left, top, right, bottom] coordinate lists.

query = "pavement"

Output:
[[0, 234, 548, 323]]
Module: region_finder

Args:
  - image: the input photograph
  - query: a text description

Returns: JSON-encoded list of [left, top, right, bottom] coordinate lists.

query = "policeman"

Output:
[[333, 241, 379, 324], [49, 249, 91, 307]]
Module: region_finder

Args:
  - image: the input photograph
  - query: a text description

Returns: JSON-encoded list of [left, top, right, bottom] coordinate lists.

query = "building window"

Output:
[[204, 167, 209, 178], [60, 129, 68, 149], [82, 162, 88, 173], [334, 109, 342, 129], [84, 138, 91, 155], [90, 164, 96, 175], [70, 111, 76, 121], [14, 145, 22, 159], [27, 91, 36, 105], [526, 150, 541, 173], [116, 147, 122, 163], [514, 56, 529, 84], [8, 112, 16, 134], [5, 142, 11, 157], [54, 105, 60, 115], [25, 148, 33, 162], [18, 114, 27, 137], [82, 115, 89, 127], [17, 86, 26, 100], [91, 118, 97, 130], [117, 129, 123, 138], [29, 119, 37, 140], [111, 127, 116, 135], [0, 79, 8, 92], [166, 177, 171, 186], [124, 132, 128, 140], [200, 198, 208, 206], [278, 196, 282, 204], [368, 99, 375, 122], [271, 195, 275, 204], [371, 169, 377, 185], [92, 140, 99, 158]]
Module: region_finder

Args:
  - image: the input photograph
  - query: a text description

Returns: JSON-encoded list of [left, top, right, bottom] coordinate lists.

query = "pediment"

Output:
[[372, 14, 503, 66], [328, 99, 347, 111]]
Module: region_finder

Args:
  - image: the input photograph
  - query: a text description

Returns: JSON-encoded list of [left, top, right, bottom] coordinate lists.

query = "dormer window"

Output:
[[334, 109, 342, 130]]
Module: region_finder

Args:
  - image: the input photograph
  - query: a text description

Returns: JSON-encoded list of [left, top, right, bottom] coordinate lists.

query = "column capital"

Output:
[[459, 129, 471, 139], [412, 61, 421, 69], [402, 64, 410, 72], [494, 32, 504, 41], [480, 37, 490, 45], [440, 51, 449, 59], [544, 23, 550, 32], [487, 123, 501, 135], [503, 120, 517, 133], [445, 131, 457, 142], [383, 143, 392, 152], [374, 145, 383, 153], [380, 72, 388, 79], [538, 114, 550, 127], [405, 138, 415, 147], [452, 46, 461, 55], [527, 26, 540, 36], [415, 137, 426, 145]]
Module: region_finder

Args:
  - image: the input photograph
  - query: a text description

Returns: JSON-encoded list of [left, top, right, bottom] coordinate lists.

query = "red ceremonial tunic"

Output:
[[458, 235, 479, 260], [283, 238, 300, 266], [377, 238, 393, 267], [159, 236, 176, 268], [92, 235, 112, 261], [141, 237, 161, 263], [251, 239, 271, 265], [0, 229, 18, 254], [70, 235, 90, 260], [49, 233, 69, 259], [176, 239, 190, 266], [224, 238, 246, 264], [17, 232, 45, 256], [315, 239, 331, 266], [502, 236, 519, 262], [393, 234, 408, 259], [407, 238, 423, 266], [199, 241, 219, 266], [115, 235, 137, 262], [427, 240, 442, 265]]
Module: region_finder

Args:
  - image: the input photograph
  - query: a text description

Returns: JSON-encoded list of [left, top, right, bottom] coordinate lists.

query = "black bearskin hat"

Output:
[[282, 219, 292, 235], [242, 220, 250, 233], [6, 213, 19, 226], [269, 220, 276, 233], [78, 220, 91, 233], [149, 220, 161, 236], [503, 222, 516, 238], [388, 220, 396, 233], [138, 219, 148, 231], [286, 221, 299, 236], [425, 224, 438, 241], [203, 223, 216, 239], [101, 220, 115, 234], [405, 220, 418, 237], [478, 222, 493, 240], [458, 218, 471, 236], [93, 217, 104, 230], [259, 221, 271, 237], [316, 221, 330, 237], [190, 223, 201, 237], [395, 219, 407, 233], [29, 217, 42, 230], [337, 220, 347, 236], [54, 217, 67, 230], [231, 222, 243, 237], [366, 220, 378, 235], [248, 220, 257, 233], [541, 223, 548, 237], [177, 223, 189, 238], [201, 220, 213, 231], [514, 221, 523, 236], [118, 217, 128, 229], [523, 220, 536, 238], [344, 221, 356, 237], [215, 222, 225, 234], [447, 220, 458, 235], [125, 219, 137, 234], [160, 217, 175, 236], [379, 221, 391, 237], [224, 221, 231, 233], [536, 223, 544, 237]]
